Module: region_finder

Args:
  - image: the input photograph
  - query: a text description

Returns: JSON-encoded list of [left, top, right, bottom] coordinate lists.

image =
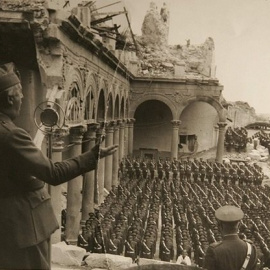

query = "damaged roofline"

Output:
[[133, 76, 221, 86], [0, 10, 33, 27], [60, 14, 135, 80], [0, 10, 221, 86]]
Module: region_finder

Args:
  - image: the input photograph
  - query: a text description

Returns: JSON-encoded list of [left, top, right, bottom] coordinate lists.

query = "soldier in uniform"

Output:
[[164, 159, 171, 180], [171, 159, 178, 180], [199, 158, 206, 183], [229, 163, 238, 185], [149, 158, 156, 180], [0, 63, 118, 270], [203, 205, 258, 270], [221, 162, 230, 185], [124, 235, 137, 262], [205, 160, 214, 184], [192, 159, 200, 183], [238, 163, 246, 186], [141, 159, 148, 179], [157, 158, 164, 180], [179, 159, 185, 181], [213, 162, 222, 184], [184, 160, 192, 182]]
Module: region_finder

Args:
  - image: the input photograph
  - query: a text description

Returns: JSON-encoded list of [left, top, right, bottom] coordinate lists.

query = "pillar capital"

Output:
[[171, 120, 181, 127], [119, 119, 126, 128], [217, 122, 227, 129], [113, 119, 121, 130], [127, 118, 136, 124], [106, 120, 116, 133], [70, 125, 87, 144], [52, 127, 69, 151], [84, 123, 99, 141]]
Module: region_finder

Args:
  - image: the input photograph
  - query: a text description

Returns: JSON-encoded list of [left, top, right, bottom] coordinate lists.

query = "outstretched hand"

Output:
[[99, 144, 118, 158]]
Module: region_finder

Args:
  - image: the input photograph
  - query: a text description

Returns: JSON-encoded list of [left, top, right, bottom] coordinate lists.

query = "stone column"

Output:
[[65, 125, 86, 245], [213, 124, 219, 147], [124, 119, 129, 157], [81, 123, 99, 224], [50, 128, 69, 244], [104, 121, 115, 192], [216, 122, 227, 163], [119, 120, 126, 161], [96, 124, 106, 204], [127, 118, 135, 156], [112, 120, 120, 186], [171, 120, 181, 160]]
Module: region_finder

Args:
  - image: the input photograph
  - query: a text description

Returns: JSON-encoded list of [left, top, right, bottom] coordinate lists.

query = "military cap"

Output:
[[0, 62, 20, 92], [215, 205, 244, 222]]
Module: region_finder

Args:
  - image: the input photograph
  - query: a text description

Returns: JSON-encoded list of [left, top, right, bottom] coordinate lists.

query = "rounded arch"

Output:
[[114, 94, 120, 119], [178, 96, 226, 121], [64, 67, 84, 101], [133, 99, 174, 157], [84, 72, 98, 122], [130, 95, 176, 119], [179, 99, 221, 154], [63, 67, 84, 125], [120, 97, 125, 118], [125, 98, 129, 119], [99, 78, 109, 98], [97, 89, 106, 122], [107, 93, 113, 121]]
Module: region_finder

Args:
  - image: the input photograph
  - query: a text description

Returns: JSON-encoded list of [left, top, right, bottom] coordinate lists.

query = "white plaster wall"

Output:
[[180, 102, 218, 152]]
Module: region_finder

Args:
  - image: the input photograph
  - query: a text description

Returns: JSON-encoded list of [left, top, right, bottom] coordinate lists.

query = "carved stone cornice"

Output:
[[166, 90, 192, 104]]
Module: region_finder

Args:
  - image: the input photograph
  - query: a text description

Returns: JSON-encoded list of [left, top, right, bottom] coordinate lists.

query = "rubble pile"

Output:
[[0, 0, 46, 10], [141, 2, 169, 47], [135, 2, 215, 79]]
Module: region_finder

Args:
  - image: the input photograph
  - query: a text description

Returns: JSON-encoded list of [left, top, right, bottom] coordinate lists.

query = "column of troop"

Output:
[[51, 118, 136, 244]]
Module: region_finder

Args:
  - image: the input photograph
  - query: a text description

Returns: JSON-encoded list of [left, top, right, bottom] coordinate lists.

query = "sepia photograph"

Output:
[[0, 0, 269, 269]]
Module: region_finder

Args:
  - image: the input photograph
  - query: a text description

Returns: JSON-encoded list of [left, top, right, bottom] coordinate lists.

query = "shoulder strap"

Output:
[[240, 242, 252, 270]]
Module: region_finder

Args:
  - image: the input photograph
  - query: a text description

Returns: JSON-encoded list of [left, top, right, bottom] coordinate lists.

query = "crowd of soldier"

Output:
[[122, 156, 264, 187], [224, 126, 248, 152], [252, 130, 270, 154], [73, 155, 270, 268]]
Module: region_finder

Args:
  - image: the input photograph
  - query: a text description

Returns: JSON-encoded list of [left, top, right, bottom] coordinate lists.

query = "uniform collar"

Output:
[[223, 234, 240, 240], [0, 112, 13, 123]]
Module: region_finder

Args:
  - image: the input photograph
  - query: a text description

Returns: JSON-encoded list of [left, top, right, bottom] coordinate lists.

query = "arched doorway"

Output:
[[180, 101, 219, 154], [133, 100, 173, 160]]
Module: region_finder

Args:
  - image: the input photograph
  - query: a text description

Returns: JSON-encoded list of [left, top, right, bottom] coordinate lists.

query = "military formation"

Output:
[[252, 130, 270, 153], [224, 126, 248, 152], [71, 154, 270, 268]]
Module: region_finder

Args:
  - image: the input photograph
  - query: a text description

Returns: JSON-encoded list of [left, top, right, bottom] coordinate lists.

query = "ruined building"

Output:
[[0, 0, 227, 245]]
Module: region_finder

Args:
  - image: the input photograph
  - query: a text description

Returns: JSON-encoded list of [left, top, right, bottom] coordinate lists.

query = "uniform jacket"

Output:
[[0, 112, 98, 249], [203, 234, 257, 270]]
